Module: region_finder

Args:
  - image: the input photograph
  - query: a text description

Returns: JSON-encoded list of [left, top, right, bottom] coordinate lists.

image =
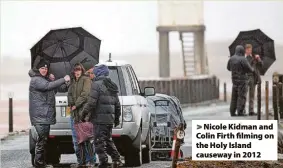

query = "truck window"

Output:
[[121, 66, 133, 95], [127, 66, 140, 95], [108, 67, 126, 96]]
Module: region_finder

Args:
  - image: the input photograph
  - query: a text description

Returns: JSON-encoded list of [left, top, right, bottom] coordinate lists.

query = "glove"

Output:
[[114, 119, 120, 127], [84, 113, 91, 122]]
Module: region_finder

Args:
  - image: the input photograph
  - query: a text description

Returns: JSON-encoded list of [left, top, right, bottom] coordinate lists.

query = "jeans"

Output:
[[70, 118, 96, 164]]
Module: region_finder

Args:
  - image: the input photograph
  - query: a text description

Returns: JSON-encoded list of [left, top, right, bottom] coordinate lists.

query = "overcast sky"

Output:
[[1, 1, 283, 58]]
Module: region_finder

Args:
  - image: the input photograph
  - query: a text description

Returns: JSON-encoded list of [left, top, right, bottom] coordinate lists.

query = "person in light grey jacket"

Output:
[[29, 58, 70, 168]]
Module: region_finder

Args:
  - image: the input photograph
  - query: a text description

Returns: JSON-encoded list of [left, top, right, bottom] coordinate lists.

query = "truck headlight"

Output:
[[123, 106, 133, 122]]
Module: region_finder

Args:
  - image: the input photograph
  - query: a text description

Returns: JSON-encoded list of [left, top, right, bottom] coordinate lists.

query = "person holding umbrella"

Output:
[[245, 44, 263, 116], [29, 58, 70, 168], [227, 45, 254, 116], [68, 63, 97, 167]]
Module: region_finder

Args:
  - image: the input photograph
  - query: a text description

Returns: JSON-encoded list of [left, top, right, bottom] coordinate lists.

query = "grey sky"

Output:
[[1, 1, 283, 58]]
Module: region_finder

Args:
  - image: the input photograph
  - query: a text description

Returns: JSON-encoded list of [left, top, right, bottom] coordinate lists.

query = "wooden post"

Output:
[[278, 83, 283, 119], [9, 97, 13, 133], [257, 83, 261, 120], [273, 84, 279, 120], [265, 81, 269, 120], [224, 82, 227, 102]]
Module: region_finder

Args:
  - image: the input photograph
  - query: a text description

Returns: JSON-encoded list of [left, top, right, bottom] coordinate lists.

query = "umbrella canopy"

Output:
[[228, 29, 276, 75], [31, 27, 101, 78]]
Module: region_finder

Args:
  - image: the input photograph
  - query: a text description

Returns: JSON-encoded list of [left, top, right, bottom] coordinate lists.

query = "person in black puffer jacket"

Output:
[[81, 64, 122, 168], [227, 45, 254, 116]]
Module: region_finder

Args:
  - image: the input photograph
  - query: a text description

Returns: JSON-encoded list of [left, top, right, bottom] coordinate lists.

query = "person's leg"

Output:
[[34, 124, 50, 167], [105, 125, 121, 162], [249, 77, 256, 115], [78, 143, 86, 165], [70, 118, 83, 165], [237, 81, 248, 115], [94, 124, 108, 168], [84, 140, 96, 165], [230, 83, 238, 116]]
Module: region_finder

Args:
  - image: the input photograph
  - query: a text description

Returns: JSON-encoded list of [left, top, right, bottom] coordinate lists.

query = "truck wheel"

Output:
[[46, 142, 61, 165], [142, 130, 151, 163], [125, 127, 142, 167]]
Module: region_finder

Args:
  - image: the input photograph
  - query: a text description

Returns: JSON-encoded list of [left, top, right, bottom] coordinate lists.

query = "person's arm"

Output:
[[227, 58, 231, 71], [74, 78, 91, 109], [67, 84, 75, 106], [81, 82, 100, 116], [256, 56, 263, 68], [32, 77, 66, 91], [114, 94, 121, 124], [57, 83, 69, 93], [242, 58, 254, 73]]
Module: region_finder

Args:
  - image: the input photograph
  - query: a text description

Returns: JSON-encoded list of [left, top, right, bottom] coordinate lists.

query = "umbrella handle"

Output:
[[60, 47, 71, 75]]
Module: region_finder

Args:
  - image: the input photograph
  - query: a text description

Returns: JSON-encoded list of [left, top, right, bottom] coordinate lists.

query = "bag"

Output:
[[74, 121, 94, 144]]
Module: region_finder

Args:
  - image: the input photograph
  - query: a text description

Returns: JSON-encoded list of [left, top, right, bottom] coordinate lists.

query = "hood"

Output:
[[94, 64, 109, 77], [235, 45, 245, 56], [28, 69, 39, 77], [103, 78, 119, 93]]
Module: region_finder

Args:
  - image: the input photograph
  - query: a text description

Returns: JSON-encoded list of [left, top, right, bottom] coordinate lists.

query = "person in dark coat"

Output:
[[85, 67, 95, 80], [68, 63, 96, 167], [245, 44, 263, 116], [81, 64, 122, 168], [227, 45, 254, 116], [29, 58, 70, 168]]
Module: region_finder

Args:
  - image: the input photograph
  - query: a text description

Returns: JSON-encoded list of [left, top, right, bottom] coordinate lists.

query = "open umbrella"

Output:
[[30, 27, 101, 78], [228, 29, 276, 75]]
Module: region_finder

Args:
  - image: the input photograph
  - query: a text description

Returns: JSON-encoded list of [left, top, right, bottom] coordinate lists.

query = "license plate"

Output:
[[66, 107, 71, 117]]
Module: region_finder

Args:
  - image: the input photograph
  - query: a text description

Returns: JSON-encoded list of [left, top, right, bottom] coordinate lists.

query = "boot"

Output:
[[86, 161, 95, 168], [112, 160, 123, 168], [45, 165, 54, 168], [237, 113, 248, 116], [249, 112, 257, 116], [70, 163, 85, 168]]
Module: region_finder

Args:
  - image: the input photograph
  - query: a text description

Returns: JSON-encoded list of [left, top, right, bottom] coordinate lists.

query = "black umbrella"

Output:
[[228, 29, 276, 75], [30, 27, 101, 78]]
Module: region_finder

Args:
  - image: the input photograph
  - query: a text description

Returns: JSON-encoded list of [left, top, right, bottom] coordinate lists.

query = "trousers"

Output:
[[94, 124, 120, 167], [34, 124, 50, 167], [248, 77, 256, 113], [230, 80, 248, 115]]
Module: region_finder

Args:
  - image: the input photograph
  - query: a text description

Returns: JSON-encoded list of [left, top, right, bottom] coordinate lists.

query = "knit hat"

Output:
[[93, 64, 109, 77], [36, 59, 50, 69]]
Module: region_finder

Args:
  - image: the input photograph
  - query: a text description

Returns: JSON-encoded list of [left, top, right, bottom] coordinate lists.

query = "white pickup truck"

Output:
[[30, 59, 156, 167]]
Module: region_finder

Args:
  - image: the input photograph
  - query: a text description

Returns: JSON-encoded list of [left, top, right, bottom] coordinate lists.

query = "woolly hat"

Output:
[[36, 58, 50, 69], [93, 64, 109, 77]]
